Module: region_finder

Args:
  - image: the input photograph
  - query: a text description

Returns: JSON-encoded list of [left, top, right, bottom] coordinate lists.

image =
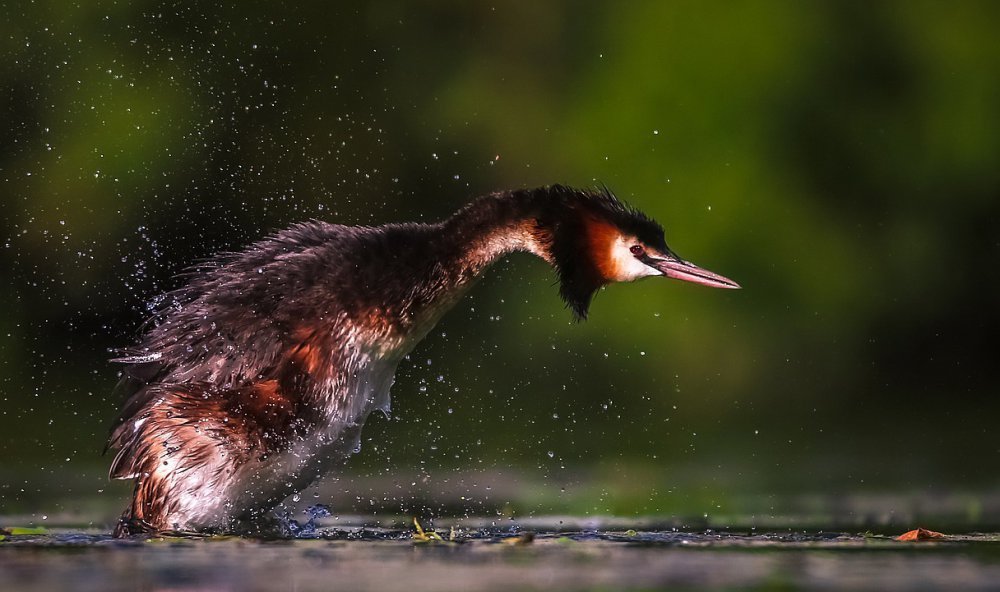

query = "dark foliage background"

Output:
[[2, 1, 998, 520]]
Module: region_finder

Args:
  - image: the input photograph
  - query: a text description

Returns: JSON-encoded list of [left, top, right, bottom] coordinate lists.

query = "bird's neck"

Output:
[[440, 189, 556, 278], [434, 186, 607, 320], [356, 188, 575, 341], [365, 190, 557, 339]]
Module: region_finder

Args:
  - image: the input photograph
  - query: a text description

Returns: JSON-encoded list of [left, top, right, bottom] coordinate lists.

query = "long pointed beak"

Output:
[[646, 255, 741, 289]]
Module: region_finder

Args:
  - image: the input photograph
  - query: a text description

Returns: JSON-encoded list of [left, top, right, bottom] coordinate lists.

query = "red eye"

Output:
[[630, 245, 645, 256]]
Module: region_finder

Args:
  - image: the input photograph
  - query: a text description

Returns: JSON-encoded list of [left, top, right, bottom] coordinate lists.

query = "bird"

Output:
[[106, 185, 739, 537]]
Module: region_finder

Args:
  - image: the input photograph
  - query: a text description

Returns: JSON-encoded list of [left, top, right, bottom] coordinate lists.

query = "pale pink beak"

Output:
[[649, 255, 741, 289]]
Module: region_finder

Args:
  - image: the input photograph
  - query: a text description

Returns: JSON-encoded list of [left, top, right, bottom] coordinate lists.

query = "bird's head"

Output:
[[540, 186, 740, 320]]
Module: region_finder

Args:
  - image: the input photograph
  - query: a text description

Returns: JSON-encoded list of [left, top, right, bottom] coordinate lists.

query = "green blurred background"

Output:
[[2, 1, 999, 525]]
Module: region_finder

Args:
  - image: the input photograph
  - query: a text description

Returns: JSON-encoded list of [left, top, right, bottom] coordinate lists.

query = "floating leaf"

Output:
[[895, 528, 946, 541]]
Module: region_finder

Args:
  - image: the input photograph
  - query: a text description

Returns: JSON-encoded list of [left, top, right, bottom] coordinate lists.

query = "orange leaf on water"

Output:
[[895, 527, 946, 541]]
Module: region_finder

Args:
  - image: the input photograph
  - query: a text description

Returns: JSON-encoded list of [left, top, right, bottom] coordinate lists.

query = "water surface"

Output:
[[4, 515, 1000, 592]]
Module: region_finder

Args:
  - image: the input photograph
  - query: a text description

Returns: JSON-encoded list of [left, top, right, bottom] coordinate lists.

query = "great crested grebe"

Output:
[[107, 185, 739, 536]]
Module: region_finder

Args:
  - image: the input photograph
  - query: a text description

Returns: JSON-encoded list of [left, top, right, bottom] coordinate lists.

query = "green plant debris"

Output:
[[501, 532, 535, 546], [411, 517, 445, 544], [1, 526, 49, 535]]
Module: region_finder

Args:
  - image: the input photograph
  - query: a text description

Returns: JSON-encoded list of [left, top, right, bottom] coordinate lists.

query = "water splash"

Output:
[[277, 504, 332, 538]]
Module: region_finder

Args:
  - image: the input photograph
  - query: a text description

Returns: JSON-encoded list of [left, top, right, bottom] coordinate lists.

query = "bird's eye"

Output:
[[629, 245, 645, 256]]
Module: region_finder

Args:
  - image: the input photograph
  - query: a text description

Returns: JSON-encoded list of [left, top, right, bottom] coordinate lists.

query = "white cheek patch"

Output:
[[609, 236, 661, 282]]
